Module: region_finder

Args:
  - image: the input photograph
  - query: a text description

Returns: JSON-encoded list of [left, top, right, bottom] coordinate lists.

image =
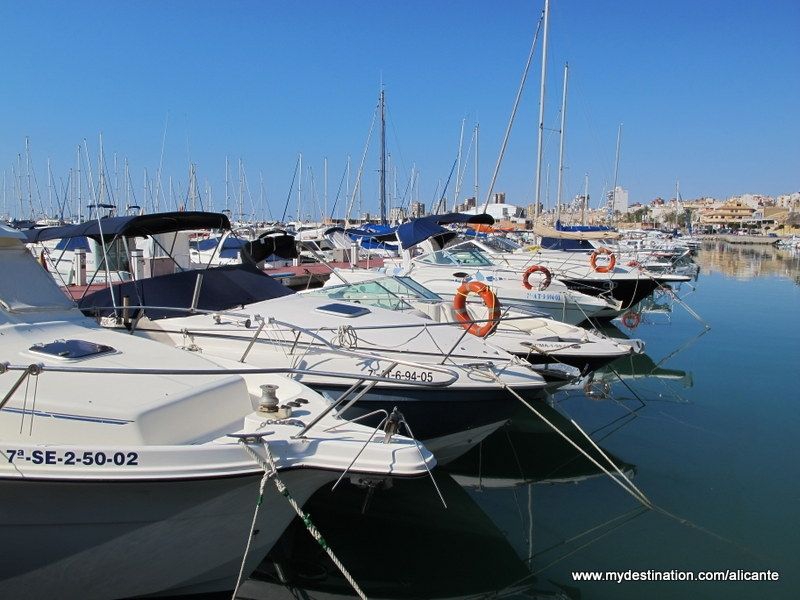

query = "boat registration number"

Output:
[[5, 449, 139, 466], [391, 370, 434, 383], [526, 292, 563, 301]]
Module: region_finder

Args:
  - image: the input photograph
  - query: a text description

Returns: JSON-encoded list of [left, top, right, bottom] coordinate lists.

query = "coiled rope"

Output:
[[334, 324, 359, 349]]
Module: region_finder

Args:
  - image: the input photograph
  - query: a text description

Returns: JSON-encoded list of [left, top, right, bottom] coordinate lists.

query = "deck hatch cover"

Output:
[[29, 339, 116, 359], [315, 303, 371, 318]]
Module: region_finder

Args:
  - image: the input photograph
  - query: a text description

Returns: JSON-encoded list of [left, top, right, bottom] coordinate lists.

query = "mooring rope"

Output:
[[235, 440, 368, 600]]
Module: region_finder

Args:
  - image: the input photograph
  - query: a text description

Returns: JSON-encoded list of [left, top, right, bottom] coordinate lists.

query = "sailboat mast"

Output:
[[224, 156, 230, 213], [76, 145, 82, 222], [124, 158, 130, 209], [25, 137, 35, 219], [533, 0, 550, 223], [453, 117, 465, 211], [556, 62, 568, 223], [46, 158, 53, 218], [238, 158, 244, 223], [379, 88, 387, 225], [297, 153, 303, 223], [474, 123, 479, 207], [609, 123, 623, 222]]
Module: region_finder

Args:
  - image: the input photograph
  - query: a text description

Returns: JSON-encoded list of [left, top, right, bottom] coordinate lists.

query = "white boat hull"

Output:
[[0, 468, 336, 599]]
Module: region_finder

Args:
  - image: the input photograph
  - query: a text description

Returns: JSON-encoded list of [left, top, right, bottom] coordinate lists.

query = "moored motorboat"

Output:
[[0, 223, 435, 599], [307, 271, 640, 375]]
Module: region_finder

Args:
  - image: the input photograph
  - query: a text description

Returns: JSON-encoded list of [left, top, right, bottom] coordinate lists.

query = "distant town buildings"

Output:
[[389, 206, 407, 223], [409, 201, 426, 219], [436, 188, 798, 234], [607, 186, 629, 214], [461, 192, 525, 227]]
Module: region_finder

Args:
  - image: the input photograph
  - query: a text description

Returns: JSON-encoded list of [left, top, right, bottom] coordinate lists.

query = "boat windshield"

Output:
[[478, 236, 521, 252], [417, 248, 494, 267], [306, 277, 418, 312]]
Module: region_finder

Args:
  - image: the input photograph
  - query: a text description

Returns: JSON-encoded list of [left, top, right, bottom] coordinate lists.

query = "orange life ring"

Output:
[[452, 281, 501, 338], [522, 265, 552, 290], [621, 311, 641, 329], [589, 247, 617, 273]]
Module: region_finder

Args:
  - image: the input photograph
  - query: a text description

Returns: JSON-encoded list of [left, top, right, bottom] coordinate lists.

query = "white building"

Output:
[[461, 203, 525, 222], [608, 186, 629, 214]]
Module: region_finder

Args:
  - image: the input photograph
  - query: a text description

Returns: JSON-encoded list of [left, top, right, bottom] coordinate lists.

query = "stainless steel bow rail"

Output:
[[0, 363, 42, 413], [0, 362, 453, 384], [0, 361, 456, 444], [87, 302, 464, 382]]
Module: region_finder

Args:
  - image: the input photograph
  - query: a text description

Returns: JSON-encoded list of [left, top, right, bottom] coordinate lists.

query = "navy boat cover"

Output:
[[79, 263, 294, 320], [24, 212, 231, 243]]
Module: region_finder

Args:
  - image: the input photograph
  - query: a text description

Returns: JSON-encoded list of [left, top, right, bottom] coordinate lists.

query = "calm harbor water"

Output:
[[206, 243, 800, 600]]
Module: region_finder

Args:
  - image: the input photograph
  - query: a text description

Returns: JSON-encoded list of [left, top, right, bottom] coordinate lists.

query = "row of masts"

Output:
[[2, 136, 429, 226], [5, 3, 627, 228]]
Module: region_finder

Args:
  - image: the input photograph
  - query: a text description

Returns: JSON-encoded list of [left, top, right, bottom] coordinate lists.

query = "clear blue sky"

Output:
[[1, 0, 798, 221]]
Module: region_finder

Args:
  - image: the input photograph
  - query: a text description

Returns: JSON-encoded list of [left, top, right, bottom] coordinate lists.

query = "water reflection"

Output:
[[227, 401, 639, 600], [583, 323, 694, 390], [445, 403, 635, 490], [694, 241, 800, 282], [243, 469, 570, 599]]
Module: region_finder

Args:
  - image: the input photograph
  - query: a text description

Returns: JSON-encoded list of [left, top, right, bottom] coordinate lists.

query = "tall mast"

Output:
[[609, 123, 623, 222], [453, 116, 465, 211], [474, 123, 479, 208], [224, 156, 230, 212], [556, 62, 569, 224], [297, 153, 302, 223], [16, 155, 23, 218], [25, 137, 34, 219], [98, 134, 107, 207], [113, 153, 119, 201], [533, 0, 550, 223], [124, 158, 130, 209], [323, 156, 328, 222], [76, 145, 82, 221], [345, 155, 351, 222], [379, 88, 387, 225], [259, 172, 264, 221], [238, 158, 244, 223], [46, 158, 53, 218]]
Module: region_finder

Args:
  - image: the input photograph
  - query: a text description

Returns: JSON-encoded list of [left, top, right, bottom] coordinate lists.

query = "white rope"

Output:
[[334, 324, 359, 349], [230, 462, 273, 599], [236, 441, 368, 600]]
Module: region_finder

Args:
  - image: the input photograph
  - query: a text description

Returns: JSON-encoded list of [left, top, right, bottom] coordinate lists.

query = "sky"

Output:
[[0, 0, 798, 221]]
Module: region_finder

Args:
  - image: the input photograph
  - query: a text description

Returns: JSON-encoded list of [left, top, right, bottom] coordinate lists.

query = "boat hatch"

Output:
[[29, 339, 116, 360], [315, 303, 371, 318]]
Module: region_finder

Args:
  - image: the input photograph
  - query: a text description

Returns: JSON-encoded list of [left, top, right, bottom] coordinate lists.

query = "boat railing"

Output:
[[81, 302, 462, 386], [0, 357, 461, 448]]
